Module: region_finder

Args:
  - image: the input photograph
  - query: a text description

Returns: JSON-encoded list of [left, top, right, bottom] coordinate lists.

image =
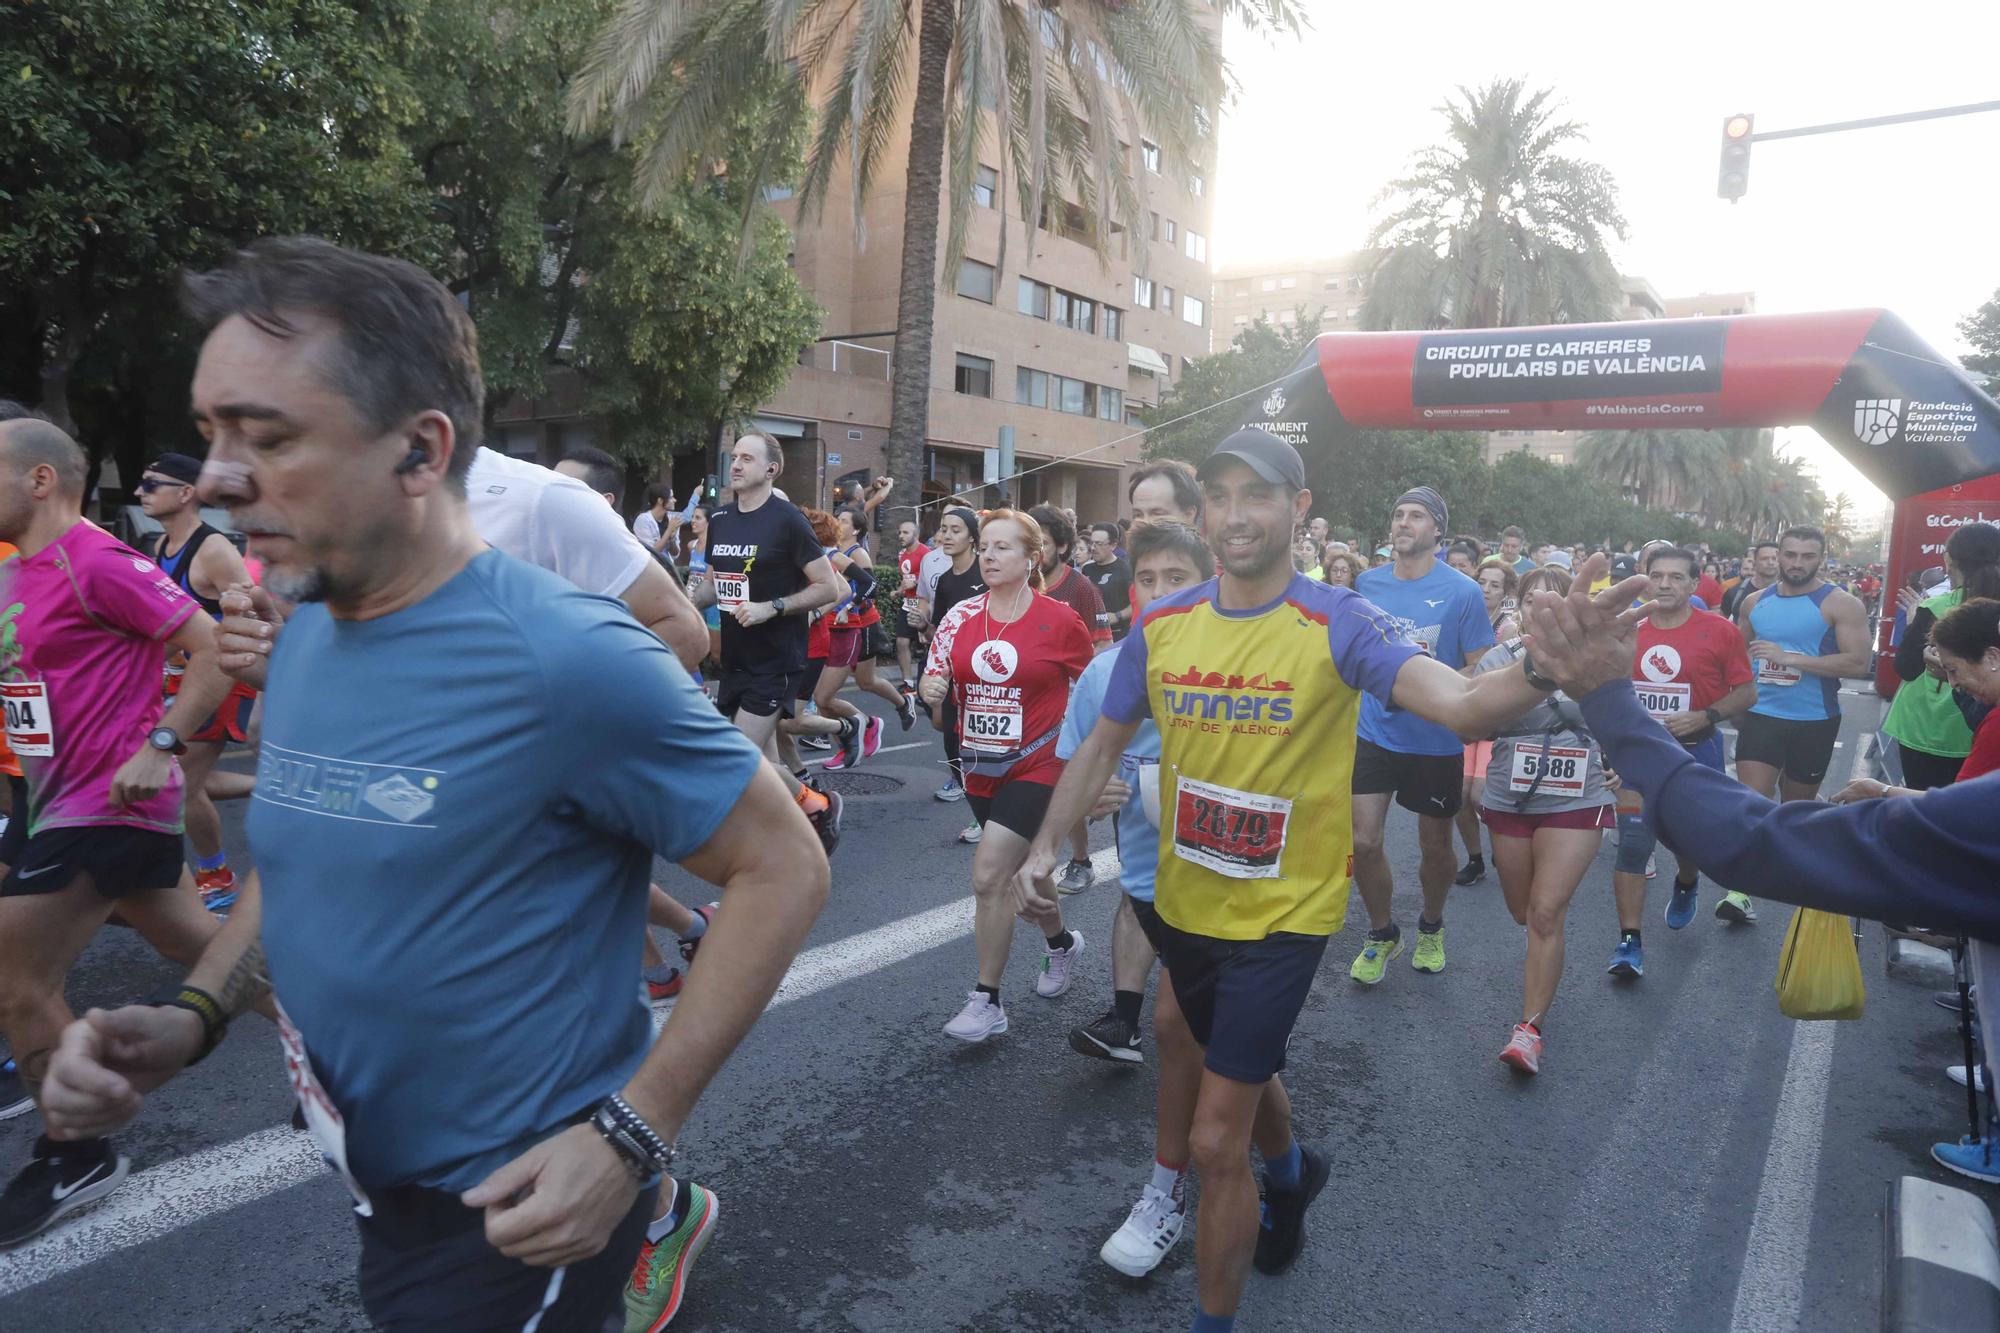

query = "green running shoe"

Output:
[[1411, 925, 1446, 973], [625, 1182, 719, 1333], [1714, 891, 1758, 925], [1349, 931, 1404, 986]]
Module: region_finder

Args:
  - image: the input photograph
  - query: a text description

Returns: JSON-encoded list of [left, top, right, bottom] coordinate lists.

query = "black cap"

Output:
[[1198, 428, 1305, 491], [145, 453, 203, 487]]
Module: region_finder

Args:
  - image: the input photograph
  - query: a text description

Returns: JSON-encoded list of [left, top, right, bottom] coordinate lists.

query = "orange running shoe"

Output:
[[1498, 1023, 1542, 1075], [196, 866, 238, 914]]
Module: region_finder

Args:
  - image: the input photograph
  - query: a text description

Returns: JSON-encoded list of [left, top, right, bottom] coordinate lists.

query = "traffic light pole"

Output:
[[1742, 98, 2000, 143]]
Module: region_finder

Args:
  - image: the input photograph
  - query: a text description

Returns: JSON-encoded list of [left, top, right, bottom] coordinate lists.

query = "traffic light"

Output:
[[1718, 113, 1754, 201]]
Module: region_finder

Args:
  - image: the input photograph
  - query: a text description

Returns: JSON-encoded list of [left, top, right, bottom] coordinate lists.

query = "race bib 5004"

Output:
[[1635, 682, 1691, 719], [2, 681, 54, 758]]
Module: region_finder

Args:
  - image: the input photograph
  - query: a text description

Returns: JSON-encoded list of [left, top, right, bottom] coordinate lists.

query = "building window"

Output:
[[760, 183, 795, 202], [1279, 276, 1297, 289], [1189, 173, 1205, 198], [1017, 277, 1050, 319], [1141, 139, 1160, 173], [1323, 278, 1339, 290], [955, 258, 995, 303], [1055, 374, 1090, 416], [1103, 306, 1123, 341], [1016, 366, 1048, 409], [1164, 218, 1177, 244], [1232, 313, 1249, 325], [954, 353, 994, 398], [1148, 211, 1162, 241], [1261, 278, 1277, 292], [1052, 290, 1096, 334], [1182, 295, 1205, 326], [1277, 309, 1295, 325], [972, 164, 998, 209], [1096, 386, 1124, 421], [1159, 285, 1174, 313], [1126, 406, 1145, 426], [1184, 230, 1206, 263], [1133, 276, 1154, 308], [1548, 452, 1565, 465]]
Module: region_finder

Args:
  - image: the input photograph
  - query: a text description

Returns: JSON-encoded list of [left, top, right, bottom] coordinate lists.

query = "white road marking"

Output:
[[0, 845, 1122, 1297], [1728, 1022, 1837, 1332]]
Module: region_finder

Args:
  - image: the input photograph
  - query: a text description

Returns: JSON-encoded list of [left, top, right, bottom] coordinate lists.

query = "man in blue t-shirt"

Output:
[[1349, 486, 1495, 985], [39, 239, 829, 1333]]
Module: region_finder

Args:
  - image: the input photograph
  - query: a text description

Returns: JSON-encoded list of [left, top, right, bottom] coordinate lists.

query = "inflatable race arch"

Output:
[[1240, 310, 2000, 692]]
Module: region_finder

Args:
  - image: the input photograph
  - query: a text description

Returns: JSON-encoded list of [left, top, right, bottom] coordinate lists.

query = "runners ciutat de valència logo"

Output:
[[1853, 398, 1902, 447]]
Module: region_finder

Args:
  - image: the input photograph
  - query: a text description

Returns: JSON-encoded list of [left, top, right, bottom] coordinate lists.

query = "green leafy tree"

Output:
[[406, 0, 819, 471], [568, 0, 1303, 527], [1960, 288, 2000, 379], [1363, 79, 1625, 331], [0, 0, 439, 482]]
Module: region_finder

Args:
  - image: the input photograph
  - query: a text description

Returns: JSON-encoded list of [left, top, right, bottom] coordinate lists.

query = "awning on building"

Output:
[[752, 415, 810, 439], [1126, 342, 1170, 376]]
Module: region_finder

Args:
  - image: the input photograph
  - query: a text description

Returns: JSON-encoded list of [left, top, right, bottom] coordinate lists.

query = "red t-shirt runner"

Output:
[[896, 543, 930, 621], [1042, 564, 1111, 648], [925, 589, 1092, 795], [1632, 609, 1754, 731]]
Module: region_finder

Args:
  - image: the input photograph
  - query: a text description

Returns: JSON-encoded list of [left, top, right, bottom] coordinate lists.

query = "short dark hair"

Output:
[[1127, 459, 1201, 517], [1753, 540, 1780, 556], [561, 445, 624, 506], [183, 237, 483, 484], [1778, 526, 1825, 552], [1501, 525, 1525, 541], [1128, 520, 1214, 576], [1027, 503, 1075, 562], [644, 481, 673, 508], [837, 504, 868, 539], [1088, 521, 1119, 546], [1932, 597, 2000, 664], [0, 418, 89, 496], [1645, 545, 1700, 578], [0, 400, 51, 424]]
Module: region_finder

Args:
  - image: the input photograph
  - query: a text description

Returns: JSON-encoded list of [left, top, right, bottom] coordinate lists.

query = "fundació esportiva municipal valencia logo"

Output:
[[1853, 398, 1902, 447]]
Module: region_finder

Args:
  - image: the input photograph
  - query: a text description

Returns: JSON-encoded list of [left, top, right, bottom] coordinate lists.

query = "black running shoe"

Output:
[[0, 1137, 129, 1248], [898, 692, 919, 732], [1454, 856, 1485, 887], [1252, 1144, 1329, 1275], [0, 1060, 31, 1122], [808, 787, 844, 857], [1069, 1012, 1143, 1065], [837, 717, 864, 770]]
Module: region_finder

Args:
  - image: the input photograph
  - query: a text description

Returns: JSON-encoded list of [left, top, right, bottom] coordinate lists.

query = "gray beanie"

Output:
[[1394, 486, 1449, 535]]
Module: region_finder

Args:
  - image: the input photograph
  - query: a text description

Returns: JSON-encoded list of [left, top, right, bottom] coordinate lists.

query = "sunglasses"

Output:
[[136, 478, 192, 493]]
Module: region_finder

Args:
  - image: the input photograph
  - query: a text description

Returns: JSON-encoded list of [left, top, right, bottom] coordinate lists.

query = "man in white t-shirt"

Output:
[[631, 483, 676, 559]]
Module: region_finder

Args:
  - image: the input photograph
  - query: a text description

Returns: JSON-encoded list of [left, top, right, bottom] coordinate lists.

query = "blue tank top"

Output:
[[1747, 584, 1838, 721]]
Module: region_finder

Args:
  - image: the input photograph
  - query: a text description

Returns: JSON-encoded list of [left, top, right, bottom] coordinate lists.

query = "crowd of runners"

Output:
[[0, 238, 1997, 1333]]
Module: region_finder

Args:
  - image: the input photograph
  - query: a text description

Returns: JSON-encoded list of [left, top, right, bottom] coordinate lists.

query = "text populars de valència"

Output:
[[1426, 338, 1705, 382]]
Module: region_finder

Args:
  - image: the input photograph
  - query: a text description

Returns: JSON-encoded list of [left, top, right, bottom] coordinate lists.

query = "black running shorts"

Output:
[[0, 774, 27, 868], [967, 780, 1055, 840], [1126, 894, 1168, 958], [716, 663, 805, 720], [1, 825, 184, 898], [358, 1182, 654, 1332], [1734, 712, 1842, 787], [1155, 921, 1329, 1085], [1350, 736, 1464, 818]]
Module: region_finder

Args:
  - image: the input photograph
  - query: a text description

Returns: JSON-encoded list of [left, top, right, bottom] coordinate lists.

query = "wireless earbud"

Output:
[[394, 446, 429, 476]]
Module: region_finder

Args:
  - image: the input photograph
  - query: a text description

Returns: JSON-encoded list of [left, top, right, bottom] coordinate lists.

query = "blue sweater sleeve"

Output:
[[1577, 679, 2000, 943]]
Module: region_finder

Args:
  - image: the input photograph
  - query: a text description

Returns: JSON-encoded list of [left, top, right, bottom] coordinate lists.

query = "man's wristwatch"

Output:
[[145, 984, 229, 1065], [1519, 651, 1561, 692], [1703, 706, 1724, 726], [590, 1094, 677, 1179], [771, 596, 787, 617], [148, 726, 186, 756]]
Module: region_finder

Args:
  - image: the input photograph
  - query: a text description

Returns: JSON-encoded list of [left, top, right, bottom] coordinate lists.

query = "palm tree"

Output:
[[1363, 79, 1625, 331], [566, 0, 1302, 525], [1710, 429, 1822, 539], [1578, 429, 1725, 514]]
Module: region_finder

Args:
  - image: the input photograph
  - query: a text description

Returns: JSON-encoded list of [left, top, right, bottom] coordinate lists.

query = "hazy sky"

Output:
[[1212, 0, 2000, 511]]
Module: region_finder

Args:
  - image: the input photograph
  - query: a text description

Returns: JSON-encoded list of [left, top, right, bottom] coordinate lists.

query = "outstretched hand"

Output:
[[1518, 553, 1656, 697]]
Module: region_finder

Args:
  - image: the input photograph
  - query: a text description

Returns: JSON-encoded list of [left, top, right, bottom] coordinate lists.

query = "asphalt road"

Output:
[[0, 687, 1978, 1332]]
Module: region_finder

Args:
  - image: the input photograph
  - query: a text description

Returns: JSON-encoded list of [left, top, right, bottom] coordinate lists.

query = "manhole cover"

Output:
[[816, 770, 904, 796]]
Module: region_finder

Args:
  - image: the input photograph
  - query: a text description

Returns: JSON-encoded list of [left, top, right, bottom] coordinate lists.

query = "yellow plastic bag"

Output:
[[1774, 907, 1866, 1021]]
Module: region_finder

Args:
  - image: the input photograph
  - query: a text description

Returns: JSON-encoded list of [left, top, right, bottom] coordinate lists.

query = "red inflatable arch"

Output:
[[1240, 310, 2000, 693]]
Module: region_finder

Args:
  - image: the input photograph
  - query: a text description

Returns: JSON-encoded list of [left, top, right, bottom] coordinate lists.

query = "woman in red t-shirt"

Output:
[[817, 505, 921, 770], [920, 511, 1094, 1044]]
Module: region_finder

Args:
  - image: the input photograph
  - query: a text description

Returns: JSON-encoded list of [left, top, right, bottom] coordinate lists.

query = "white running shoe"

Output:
[[1100, 1184, 1187, 1277], [957, 821, 983, 844], [943, 991, 1008, 1042], [1036, 930, 1085, 998], [1949, 1064, 1990, 1091]]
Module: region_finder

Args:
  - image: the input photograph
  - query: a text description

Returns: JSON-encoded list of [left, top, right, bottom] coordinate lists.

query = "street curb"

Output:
[[1887, 936, 1959, 984], [1885, 1175, 2000, 1332]]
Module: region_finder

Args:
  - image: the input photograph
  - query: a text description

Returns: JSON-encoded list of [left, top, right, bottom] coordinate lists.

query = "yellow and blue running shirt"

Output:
[[1102, 573, 1421, 941]]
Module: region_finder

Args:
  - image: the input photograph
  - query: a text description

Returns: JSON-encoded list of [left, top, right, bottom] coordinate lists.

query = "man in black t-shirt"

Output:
[[704, 433, 846, 849], [1081, 522, 1133, 640]]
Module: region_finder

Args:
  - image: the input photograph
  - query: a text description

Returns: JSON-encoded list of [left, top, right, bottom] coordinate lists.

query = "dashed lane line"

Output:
[[0, 846, 1120, 1298]]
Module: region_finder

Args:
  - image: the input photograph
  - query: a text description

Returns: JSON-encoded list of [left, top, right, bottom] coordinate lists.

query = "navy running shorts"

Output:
[[1155, 921, 1330, 1085]]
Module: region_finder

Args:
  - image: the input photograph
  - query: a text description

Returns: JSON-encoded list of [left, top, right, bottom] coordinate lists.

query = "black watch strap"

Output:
[[1704, 706, 1723, 725], [145, 984, 228, 1065], [1519, 651, 1561, 692]]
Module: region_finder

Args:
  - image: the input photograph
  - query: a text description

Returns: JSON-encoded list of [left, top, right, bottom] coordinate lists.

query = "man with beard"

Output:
[[1019, 429, 1566, 1333], [1721, 540, 1779, 620], [1727, 526, 1870, 923]]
